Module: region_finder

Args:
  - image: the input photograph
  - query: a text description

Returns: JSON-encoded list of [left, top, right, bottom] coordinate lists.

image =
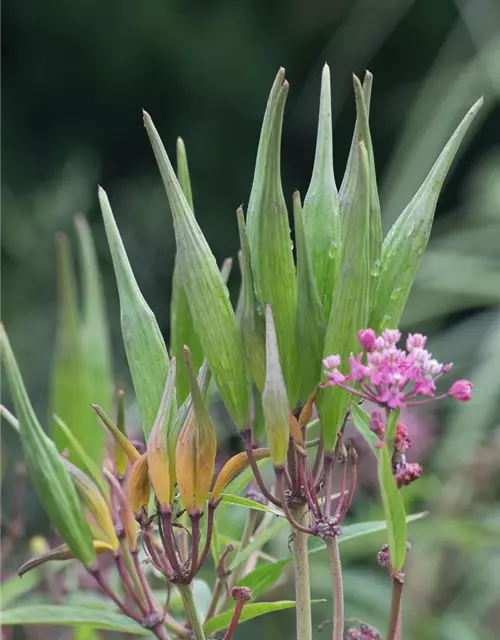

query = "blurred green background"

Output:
[[2, 0, 500, 638]]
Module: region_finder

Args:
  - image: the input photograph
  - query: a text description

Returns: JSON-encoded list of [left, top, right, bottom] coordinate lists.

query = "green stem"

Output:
[[291, 503, 312, 640], [326, 536, 344, 640], [178, 583, 206, 640]]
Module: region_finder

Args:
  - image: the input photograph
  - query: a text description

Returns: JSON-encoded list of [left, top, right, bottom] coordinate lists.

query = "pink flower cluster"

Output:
[[323, 329, 473, 409]]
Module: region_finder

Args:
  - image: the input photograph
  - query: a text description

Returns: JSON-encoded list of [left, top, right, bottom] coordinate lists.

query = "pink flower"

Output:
[[358, 329, 377, 351], [369, 410, 385, 438], [347, 353, 370, 381], [448, 379, 473, 402], [395, 422, 411, 453], [323, 355, 341, 369], [321, 329, 472, 410]]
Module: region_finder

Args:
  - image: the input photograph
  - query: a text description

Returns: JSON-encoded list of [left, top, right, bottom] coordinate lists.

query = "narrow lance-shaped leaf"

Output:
[[176, 347, 217, 513], [171, 137, 204, 404], [144, 112, 250, 429], [50, 234, 100, 467], [18, 540, 114, 577], [319, 142, 371, 452], [147, 358, 177, 508], [294, 191, 326, 402], [98, 187, 172, 439], [378, 444, 407, 572], [370, 97, 483, 331], [262, 305, 290, 468], [340, 73, 381, 307], [0, 324, 96, 567], [75, 215, 114, 417], [237, 206, 266, 392], [245, 70, 299, 407], [302, 63, 340, 317], [349, 402, 379, 454]]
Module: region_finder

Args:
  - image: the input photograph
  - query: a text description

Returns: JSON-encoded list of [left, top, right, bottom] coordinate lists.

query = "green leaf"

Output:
[[50, 233, 102, 467], [53, 415, 108, 497], [294, 191, 326, 401], [0, 324, 96, 567], [0, 606, 151, 635], [144, 112, 250, 429], [235, 558, 290, 600], [349, 402, 379, 454], [378, 444, 407, 572], [319, 141, 371, 452], [98, 186, 172, 438], [246, 70, 299, 406], [204, 600, 325, 636], [370, 97, 483, 332], [237, 207, 266, 392], [171, 137, 204, 404], [1, 565, 66, 609], [75, 215, 114, 418], [218, 493, 284, 517], [340, 72, 380, 305], [229, 517, 288, 571], [262, 305, 290, 467], [302, 63, 340, 318], [210, 512, 221, 565]]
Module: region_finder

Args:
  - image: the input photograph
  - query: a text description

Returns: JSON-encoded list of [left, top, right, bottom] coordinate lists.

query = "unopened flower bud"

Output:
[[231, 586, 252, 602], [358, 329, 377, 351], [395, 462, 422, 488], [448, 379, 473, 402], [176, 347, 217, 513], [346, 624, 382, 639]]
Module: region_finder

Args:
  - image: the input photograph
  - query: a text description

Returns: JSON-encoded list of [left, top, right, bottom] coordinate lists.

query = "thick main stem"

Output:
[[291, 503, 312, 640], [178, 583, 206, 640], [386, 577, 403, 640], [326, 536, 344, 640]]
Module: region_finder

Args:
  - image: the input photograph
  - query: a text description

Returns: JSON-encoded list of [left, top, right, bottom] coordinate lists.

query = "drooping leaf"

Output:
[[217, 493, 284, 517], [98, 186, 172, 439], [378, 443, 407, 572], [319, 141, 371, 452], [370, 97, 483, 332], [204, 600, 325, 636], [144, 112, 249, 429], [0, 606, 150, 635], [0, 325, 96, 567], [302, 63, 340, 317], [246, 69, 299, 406]]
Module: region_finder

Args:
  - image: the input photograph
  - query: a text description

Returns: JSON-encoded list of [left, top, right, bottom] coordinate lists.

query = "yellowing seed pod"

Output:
[[128, 453, 151, 514]]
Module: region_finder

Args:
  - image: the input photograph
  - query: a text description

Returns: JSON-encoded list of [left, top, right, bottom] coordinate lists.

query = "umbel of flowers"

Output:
[[0, 64, 479, 640]]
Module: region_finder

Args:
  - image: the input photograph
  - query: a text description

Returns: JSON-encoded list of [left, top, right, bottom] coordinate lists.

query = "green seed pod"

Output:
[[237, 206, 266, 392], [245, 70, 299, 407], [171, 137, 204, 404], [262, 305, 290, 469], [176, 348, 217, 513], [371, 97, 483, 332], [294, 191, 326, 402], [319, 142, 371, 452], [302, 63, 340, 317], [113, 389, 128, 479], [0, 324, 96, 568], [144, 112, 249, 429], [98, 187, 173, 439]]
